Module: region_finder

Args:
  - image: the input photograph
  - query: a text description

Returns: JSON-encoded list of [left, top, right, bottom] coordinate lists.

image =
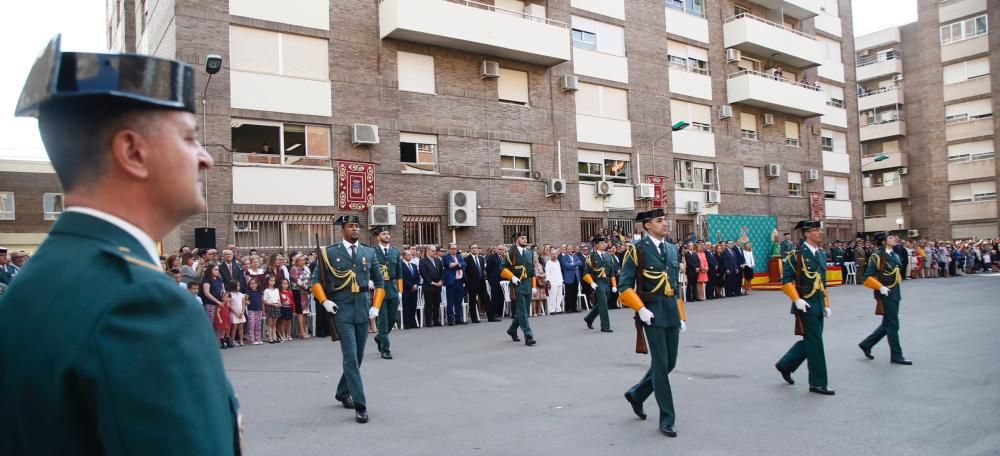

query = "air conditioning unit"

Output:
[[762, 113, 774, 126], [481, 60, 500, 79], [765, 163, 782, 178], [448, 190, 477, 227], [706, 190, 721, 204], [595, 180, 614, 197], [726, 48, 741, 63], [898, 167, 908, 175], [811, 125, 822, 135], [718, 105, 733, 119], [369, 204, 397, 226], [635, 183, 655, 200], [560, 74, 579, 92], [686, 200, 701, 214], [907, 229, 919, 238], [805, 169, 820, 181], [351, 124, 379, 145], [893, 74, 904, 82], [546, 178, 567, 195]]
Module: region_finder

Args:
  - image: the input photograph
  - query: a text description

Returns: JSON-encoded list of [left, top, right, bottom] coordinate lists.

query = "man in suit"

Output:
[[442, 243, 467, 325], [583, 236, 617, 332], [372, 226, 402, 359], [892, 239, 909, 281], [312, 215, 386, 422], [559, 245, 582, 313], [486, 244, 508, 321], [619, 209, 687, 437], [0, 248, 17, 286], [775, 220, 835, 396], [219, 248, 246, 292], [684, 243, 700, 301], [723, 241, 742, 297], [401, 248, 421, 329], [0, 38, 241, 453], [577, 244, 594, 308], [419, 245, 444, 326], [503, 232, 538, 346], [464, 243, 488, 324], [703, 242, 719, 299], [860, 232, 912, 365]]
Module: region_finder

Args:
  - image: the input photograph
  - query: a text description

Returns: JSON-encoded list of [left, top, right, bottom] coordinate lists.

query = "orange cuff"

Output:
[[618, 288, 644, 311], [781, 282, 801, 302], [311, 283, 328, 303], [372, 288, 385, 310], [582, 274, 594, 286], [678, 298, 687, 321], [863, 276, 883, 291], [531, 277, 537, 288], [611, 277, 618, 288], [501, 269, 514, 281], [397, 279, 403, 292]]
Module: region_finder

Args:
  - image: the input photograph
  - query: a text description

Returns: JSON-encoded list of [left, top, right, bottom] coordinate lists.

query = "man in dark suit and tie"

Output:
[[218, 249, 246, 292], [401, 248, 421, 329], [722, 241, 740, 297], [704, 242, 719, 299], [419, 245, 444, 326], [464, 244, 488, 324], [442, 243, 467, 325], [684, 243, 700, 301], [559, 245, 582, 313], [486, 244, 507, 322]]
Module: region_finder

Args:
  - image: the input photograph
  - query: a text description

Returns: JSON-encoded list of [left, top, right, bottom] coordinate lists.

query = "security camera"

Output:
[[205, 55, 223, 75]]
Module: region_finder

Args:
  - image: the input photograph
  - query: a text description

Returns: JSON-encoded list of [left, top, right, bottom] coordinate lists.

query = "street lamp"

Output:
[[895, 217, 904, 234]]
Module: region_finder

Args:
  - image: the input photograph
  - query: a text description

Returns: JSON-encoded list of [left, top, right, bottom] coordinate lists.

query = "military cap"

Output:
[[510, 232, 526, 242], [335, 215, 362, 226], [370, 225, 389, 234], [635, 208, 665, 222], [794, 220, 824, 232], [873, 231, 891, 245], [0, 247, 7, 254], [15, 35, 196, 118]]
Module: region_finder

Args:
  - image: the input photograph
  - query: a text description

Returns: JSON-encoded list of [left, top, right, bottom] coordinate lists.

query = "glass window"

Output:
[[604, 159, 630, 184], [743, 167, 760, 193], [232, 120, 330, 167], [578, 161, 604, 182], [864, 202, 886, 218], [572, 29, 596, 50], [788, 172, 802, 197], [821, 136, 834, 151], [43, 193, 63, 220], [500, 142, 532, 178], [403, 216, 440, 246], [400, 133, 438, 173], [0, 192, 14, 220]]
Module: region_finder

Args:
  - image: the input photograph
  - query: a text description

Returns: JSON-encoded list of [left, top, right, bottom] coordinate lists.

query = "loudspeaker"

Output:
[[194, 227, 216, 250]]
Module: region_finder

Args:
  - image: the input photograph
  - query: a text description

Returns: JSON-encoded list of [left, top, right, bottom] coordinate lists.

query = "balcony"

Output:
[[950, 201, 997, 221], [865, 214, 908, 232], [726, 70, 825, 117], [944, 75, 991, 102], [939, 0, 987, 23], [858, 86, 904, 111], [856, 27, 900, 52], [746, 0, 822, 19], [814, 13, 841, 37], [723, 13, 823, 69], [863, 183, 909, 202], [821, 103, 847, 128], [378, 0, 571, 66], [945, 117, 993, 142], [862, 151, 907, 172], [856, 53, 902, 82], [664, 5, 709, 43], [825, 200, 852, 219], [672, 129, 716, 158], [941, 35, 988, 63], [948, 156, 996, 181], [668, 66, 712, 100], [860, 119, 906, 142]]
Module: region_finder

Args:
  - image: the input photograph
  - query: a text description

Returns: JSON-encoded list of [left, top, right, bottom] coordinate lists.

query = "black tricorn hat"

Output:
[[794, 220, 824, 232], [635, 208, 665, 223], [370, 225, 389, 234], [15, 35, 196, 118], [873, 231, 891, 244], [510, 232, 525, 242], [335, 215, 362, 226]]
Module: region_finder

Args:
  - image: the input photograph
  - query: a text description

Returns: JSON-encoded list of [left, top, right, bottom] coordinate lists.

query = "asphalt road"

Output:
[[224, 273, 1000, 456]]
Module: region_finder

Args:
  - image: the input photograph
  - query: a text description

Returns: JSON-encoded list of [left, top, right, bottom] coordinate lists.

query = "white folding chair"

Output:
[[395, 300, 404, 330], [578, 292, 590, 311], [415, 286, 424, 328], [500, 281, 512, 317], [440, 287, 448, 323], [844, 262, 857, 285]]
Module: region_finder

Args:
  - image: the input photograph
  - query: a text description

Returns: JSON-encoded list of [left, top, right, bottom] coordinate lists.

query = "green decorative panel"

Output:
[[706, 214, 777, 273]]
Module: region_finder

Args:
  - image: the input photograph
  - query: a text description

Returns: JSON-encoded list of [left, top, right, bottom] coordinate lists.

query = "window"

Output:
[[945, 98, 992, 124], [571, 28, 596, 50], [229, 26, 328, 80], [666, 0, 706, 17], [820, 37, 842, 63], [948, 139, 995, 162], [608, 218, 635, 237], [399, 133, 438, 173], [286, 223, 333, 250], [950, 181, 997, 203], [821, 135, 833, 151], [233, 216, 333, 253], [571, 16, 625, 56], [670, 99, 712, 132], [578, 150, 631, 184], [575, 82, 628, 120], [943, 57, 989, 85], [503, 217, 535, 244], [499, 142, 532, 178], [397, 51, 435, 94], [864, 170, 901, 188], [0, 192, 13, 220], [864, 202, 887, 218], [498, 68, 529, 105], [824, 176, 848, 200], [231, 120, 331, 167], [740, 112, 757, 140], [940, 14, 988, 45], [580, 218, 603, 242], [403, 216, 441, 246], [674, 160, 716, 190], [784, 121, 800, 147], [788, 171, 802, 197], [43, 193, 63, 220], [819, 82, 845, 108], [733, 4, 750, 16], [743, 167, 760, 193], [667, 40, 709, 75]]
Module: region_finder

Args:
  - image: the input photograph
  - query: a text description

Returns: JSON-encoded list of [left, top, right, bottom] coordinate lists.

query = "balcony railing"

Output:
[[665, 0, 706, 18], [430, 0, 567, 27], [859, 85, 902, 98], [727, 69, 822, 91], [723, 13, 818, 41], [857, 50, 901, 68], [669, 61, 710, 76]]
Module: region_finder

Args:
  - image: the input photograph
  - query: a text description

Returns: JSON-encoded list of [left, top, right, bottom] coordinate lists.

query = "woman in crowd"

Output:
[[531, 245, 547, 316], [742, 241, 756, 295], [696, 242, 708, 301], [713, 244, 727, 298], [245, 277, 264, 345], [267, 253, 289, 285], [263, 276, 281, 343], [200, 264, 225, 327], [290, 254, 313, 339], [164, 254, 182, 272], [678, 245, 688, 302], [244, 255, 266, 292], [179, 252, 199, 285], [227, 280, 246, 347]]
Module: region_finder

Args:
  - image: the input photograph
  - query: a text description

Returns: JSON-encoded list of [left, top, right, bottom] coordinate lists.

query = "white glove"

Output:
[[637, 307, 654, 325], [531, 288, 538, 296], [511, 277, 521, 285], [368, 281, 375, 290], [680, 320, 687, 333], [612, 286, 618, 293], [591, 282, 598, 291], [879, 286, 890, 296], [398, 293, 403, 302], [322, 300, 338, 314], [369, 306, 379, 320], [823, 307, 832, 319], [794, 299, 810, 312]]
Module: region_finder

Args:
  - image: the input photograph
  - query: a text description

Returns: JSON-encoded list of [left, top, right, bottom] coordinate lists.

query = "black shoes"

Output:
[[446, 322, 455, 326], [471, 319, 481, 324], [891, 358, 913, 365], [660, 424, 677, 437], [859, 344, 874, 360], [601, 329, 614, 333], [355, 408, 369, 423], [335, 395, 355, 409], [488, 318, 501, 322], [809, 386, 835, 396], [380, 351, 393, 360], [775, 363, 794, 385], [455, 321, 467, 325], [524, 336, 536, 346], [624, 392, 646, 420], [585, 318, 594, 329], [507, 329, 521, 342]]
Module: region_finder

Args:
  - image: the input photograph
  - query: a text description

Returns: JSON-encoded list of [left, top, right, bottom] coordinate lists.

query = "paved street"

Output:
[[224, 274, 1000, 456]]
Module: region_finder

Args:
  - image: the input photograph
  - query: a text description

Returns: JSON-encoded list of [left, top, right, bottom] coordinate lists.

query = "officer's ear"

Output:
[[109, 112, 160, 181]]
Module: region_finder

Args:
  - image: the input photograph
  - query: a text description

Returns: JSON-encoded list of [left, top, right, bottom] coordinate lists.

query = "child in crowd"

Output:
[[245, 277, 264, 345], [227, 280, 246, 347], [278, 278, 294, 341], [215, 291, 233, 349], [263, 276, 281, 343], [187, 281, 202, 305]]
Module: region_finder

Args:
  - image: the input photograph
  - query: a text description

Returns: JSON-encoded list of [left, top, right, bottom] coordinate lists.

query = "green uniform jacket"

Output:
[[619, 237, 684, 328], [587, 251, 616, 290], [508, 247, 535, 294], [375, 245, 402, 296], [864, 250, 902, 301], [313, 242, 384, 324], [831, 247, 846, 265], [782, 247, 828, 317], [0, 212, 240, 455]]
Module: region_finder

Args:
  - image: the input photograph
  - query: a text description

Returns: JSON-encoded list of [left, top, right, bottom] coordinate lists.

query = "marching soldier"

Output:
[[372, 226, 402, 360], [780, 232, 796, 259], [775, 220, 835, 396], [312, 215, 386, 423], [583, 235, 617, 332], [503, 232, 538, 346], [0, 37, 241, 453], [618, 209, 687, 437], [860, 232, 913, 365]]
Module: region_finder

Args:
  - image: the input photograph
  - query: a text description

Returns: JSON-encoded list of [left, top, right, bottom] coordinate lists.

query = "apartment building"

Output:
[[0, 159, 64, 253], [856, 0, 998, 240], [106, 0, 862, 252]]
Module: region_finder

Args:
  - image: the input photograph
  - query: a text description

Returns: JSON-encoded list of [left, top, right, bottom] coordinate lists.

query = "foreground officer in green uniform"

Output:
[[582, 235, 617, 332], [372, 225, 402, 359], [312, 215, 385, 423], [503, 232, 538, 346], [860, 231, 913, 365], [775, 220, 835, 396], [618, 209, 688, 437], [0, 36, 241, 454]]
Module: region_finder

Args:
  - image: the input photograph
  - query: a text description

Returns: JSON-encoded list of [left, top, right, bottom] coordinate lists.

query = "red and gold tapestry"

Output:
[[337, 160, 375, 211]]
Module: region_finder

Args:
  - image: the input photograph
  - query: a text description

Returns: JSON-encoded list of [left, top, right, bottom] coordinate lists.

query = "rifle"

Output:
[[316, 234, 340, 342], [634, 244, 649, 354]]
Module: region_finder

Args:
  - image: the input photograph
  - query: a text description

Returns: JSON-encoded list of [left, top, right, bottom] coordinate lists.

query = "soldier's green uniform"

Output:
[[831, 245, 846, 265], [373, 241, 402, 358], [504, 236, 537, 345], [584, 244, 616, 331], [780, 238, 796, 259], [313, 236, 384, 412], [860, 232, 911, 364]]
